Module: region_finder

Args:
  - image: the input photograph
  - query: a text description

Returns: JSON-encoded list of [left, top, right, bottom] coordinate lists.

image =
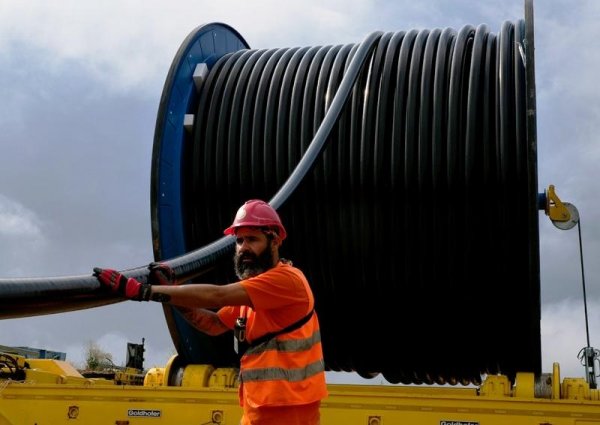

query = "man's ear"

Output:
[[272, 234, 282, 248]]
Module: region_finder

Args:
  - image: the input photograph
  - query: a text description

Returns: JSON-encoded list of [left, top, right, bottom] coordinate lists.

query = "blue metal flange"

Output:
[[152, 22, 249, 261], [150, 23, 249, 366]]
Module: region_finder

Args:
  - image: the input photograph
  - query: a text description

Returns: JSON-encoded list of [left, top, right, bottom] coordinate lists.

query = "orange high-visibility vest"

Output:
[[218, 262, 328, 408], [240, 309, 327, 407]]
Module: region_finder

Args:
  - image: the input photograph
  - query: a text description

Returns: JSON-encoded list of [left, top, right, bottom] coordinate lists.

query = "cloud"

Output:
[[0, 194, 48, 276], [0, 0, 378, 93], [0, 194, 44, 238]]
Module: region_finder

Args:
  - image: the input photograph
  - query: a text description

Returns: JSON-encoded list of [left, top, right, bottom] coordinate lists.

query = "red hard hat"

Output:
[[223, 200, 287, 240]]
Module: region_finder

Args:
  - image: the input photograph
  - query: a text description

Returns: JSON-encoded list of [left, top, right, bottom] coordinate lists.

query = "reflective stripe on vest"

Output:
[[245, 329, 321, 356], [240, 358, 325, 383]]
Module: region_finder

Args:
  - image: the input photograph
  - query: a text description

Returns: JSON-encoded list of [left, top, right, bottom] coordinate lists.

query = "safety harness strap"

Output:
[[250, 309, 315, 348]]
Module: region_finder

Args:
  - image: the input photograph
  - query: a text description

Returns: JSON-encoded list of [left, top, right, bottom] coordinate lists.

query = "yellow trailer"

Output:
[[1, 356, 600, 425]]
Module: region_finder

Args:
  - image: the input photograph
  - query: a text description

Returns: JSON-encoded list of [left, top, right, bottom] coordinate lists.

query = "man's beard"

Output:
[[234, 243, 275, 280]]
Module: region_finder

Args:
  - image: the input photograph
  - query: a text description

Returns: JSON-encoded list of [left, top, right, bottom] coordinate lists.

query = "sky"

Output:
[[1, 0, 599, 385]]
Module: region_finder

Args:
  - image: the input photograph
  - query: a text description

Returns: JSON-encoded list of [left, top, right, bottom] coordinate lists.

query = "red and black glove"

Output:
[[148, 262, 176, 286], [93, 267, 152, 301]]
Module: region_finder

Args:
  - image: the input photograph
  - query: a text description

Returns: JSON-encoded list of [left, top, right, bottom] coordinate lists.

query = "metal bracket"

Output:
[[544, 185, 571, 222]]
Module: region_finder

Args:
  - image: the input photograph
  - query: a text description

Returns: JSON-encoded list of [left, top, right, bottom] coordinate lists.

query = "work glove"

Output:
[[93, 267, 152, 301], [148, 262, 176, 286]]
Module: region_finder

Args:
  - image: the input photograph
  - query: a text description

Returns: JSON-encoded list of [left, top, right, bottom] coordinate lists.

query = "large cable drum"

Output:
[[152, 3, 540, 385]]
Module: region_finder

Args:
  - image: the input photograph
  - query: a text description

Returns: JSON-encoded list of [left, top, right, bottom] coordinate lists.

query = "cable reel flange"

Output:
[[150, 23, 250, 364], [151, 23, 250, 263]]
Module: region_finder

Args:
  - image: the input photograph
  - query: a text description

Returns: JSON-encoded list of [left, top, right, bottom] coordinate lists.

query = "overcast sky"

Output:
[[1, 0, 599, 384]]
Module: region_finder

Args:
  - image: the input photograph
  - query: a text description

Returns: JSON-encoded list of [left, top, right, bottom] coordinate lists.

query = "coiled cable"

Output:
[[176, 18, 540, 385]]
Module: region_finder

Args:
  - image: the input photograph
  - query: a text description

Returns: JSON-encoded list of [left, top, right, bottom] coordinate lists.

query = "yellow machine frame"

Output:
[[2, 356, 600, 425]]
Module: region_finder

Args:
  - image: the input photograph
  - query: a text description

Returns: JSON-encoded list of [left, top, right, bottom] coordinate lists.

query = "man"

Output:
[[94, 199, 328, 425]]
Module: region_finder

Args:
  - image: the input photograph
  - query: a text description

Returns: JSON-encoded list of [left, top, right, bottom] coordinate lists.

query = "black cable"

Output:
[[185, 20, 538, 384], [575, 220, 598, 389], [178, 19, 533, 385], [578, 221, 591, 348]]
